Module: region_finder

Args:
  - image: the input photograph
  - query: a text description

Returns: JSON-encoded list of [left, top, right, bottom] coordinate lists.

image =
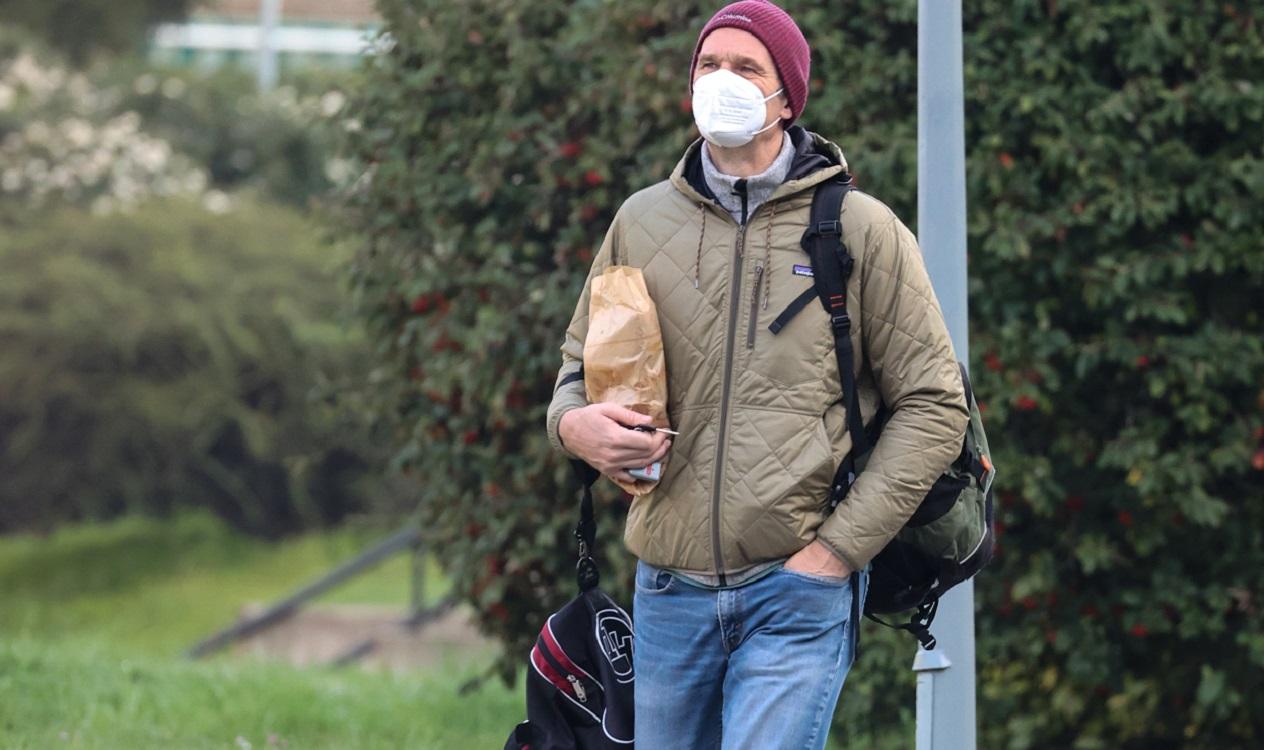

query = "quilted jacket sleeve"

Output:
[[545, 211, 623, 459], [815, 211, 970, 571]]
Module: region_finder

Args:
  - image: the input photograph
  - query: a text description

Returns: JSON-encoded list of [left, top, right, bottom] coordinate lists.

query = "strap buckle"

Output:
[[830, 313, 851, 333], [817, 219, 842, 235]]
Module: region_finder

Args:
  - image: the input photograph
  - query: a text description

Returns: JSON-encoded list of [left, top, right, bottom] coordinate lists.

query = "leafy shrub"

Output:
[[342, 0, 1264, 746], [0, 199, 377, 538]]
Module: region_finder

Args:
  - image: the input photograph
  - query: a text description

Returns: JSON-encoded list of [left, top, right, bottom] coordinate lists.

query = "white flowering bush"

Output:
[[0, 49, 210, 214], [0, 35, 359, 215]]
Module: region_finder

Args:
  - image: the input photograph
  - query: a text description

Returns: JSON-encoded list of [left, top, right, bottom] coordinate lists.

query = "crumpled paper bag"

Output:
[[584, 265, 671, 496]]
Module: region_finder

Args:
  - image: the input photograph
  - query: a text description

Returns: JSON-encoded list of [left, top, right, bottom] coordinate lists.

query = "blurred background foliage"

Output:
[[0, 0, 199, 66], [0, 19, 394, 537], [0, 198, 374, 537], [342, 0, 1264, 747]]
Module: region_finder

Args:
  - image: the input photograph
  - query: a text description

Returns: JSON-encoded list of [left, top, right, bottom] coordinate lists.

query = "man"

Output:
[[546, 2, 968, 747]]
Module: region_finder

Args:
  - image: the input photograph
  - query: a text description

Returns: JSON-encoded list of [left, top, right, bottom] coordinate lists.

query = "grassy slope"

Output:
[[0, 513, 449, 656], [0, 514, 521, 749]]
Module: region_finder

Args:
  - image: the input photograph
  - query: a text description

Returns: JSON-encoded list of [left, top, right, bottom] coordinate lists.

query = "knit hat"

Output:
[[689, 1, 811, 125]]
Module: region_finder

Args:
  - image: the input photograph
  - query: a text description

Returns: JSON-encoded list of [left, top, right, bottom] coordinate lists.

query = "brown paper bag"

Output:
[[584, 265, 670, 495]]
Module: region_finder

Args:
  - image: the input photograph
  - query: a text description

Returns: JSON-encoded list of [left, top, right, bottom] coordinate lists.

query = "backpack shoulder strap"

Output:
[[800, 176, 871, 473]]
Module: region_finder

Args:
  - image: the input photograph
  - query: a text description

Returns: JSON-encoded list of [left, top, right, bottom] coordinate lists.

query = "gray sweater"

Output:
[[700, 132, 796, 225]]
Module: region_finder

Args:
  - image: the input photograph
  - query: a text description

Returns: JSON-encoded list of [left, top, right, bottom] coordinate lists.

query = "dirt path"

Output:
[[230, 602, 496, 673]]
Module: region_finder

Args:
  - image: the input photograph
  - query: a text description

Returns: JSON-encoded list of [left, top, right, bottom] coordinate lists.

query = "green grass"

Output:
[[0, 512, 451, 656], [0, 513, 522, 748], [0, 637, 519, 749]]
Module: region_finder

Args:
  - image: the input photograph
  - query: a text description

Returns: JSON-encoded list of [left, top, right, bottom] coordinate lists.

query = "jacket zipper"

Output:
[[711, 181, 751, 585]]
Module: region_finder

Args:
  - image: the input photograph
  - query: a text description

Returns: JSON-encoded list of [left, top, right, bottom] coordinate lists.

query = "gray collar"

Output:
[[700, 132, 796, 225]]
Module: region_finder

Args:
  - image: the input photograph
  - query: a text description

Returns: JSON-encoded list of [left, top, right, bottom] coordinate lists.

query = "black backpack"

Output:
[[769, 175, 998, 650], [504, 462, 635, 750]]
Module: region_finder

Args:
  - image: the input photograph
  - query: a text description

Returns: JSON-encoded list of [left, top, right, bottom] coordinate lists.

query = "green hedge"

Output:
[[0, 200, 377, 538], [343, 1, 1264, 746]]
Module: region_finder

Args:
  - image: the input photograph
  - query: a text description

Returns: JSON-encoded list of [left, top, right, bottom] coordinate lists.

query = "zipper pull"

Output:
[[566, 674, 588, 702]]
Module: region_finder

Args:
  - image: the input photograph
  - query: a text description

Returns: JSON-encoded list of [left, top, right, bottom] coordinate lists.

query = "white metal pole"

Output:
[[258, 0, 282, 91], [915, 1, 977, 749]]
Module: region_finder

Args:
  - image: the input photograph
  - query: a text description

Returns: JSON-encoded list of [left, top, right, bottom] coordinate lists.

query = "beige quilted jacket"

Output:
[[546, 128, 968, 580]]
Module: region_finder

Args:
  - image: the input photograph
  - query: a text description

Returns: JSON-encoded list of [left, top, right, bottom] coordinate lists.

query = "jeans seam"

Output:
[[803, 588, 851, 749]]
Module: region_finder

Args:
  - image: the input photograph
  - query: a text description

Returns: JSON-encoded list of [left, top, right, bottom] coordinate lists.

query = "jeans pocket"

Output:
[[778, 564, 850, 587], [634, 561, 677, 595]]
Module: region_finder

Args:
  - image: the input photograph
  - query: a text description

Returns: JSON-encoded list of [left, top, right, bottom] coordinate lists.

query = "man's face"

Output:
[[693, 27, 792, 131]]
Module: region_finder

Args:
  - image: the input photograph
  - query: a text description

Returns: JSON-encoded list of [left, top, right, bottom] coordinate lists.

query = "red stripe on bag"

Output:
[[530, 645, 575, 698], [542, 616, 595, 682]]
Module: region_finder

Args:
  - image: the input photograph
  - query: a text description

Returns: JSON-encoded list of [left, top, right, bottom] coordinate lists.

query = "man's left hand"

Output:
[[784, 539, 852, 579]]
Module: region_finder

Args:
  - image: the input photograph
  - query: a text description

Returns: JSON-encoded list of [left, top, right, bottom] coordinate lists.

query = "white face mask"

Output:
[[691, 68, 784, 149]]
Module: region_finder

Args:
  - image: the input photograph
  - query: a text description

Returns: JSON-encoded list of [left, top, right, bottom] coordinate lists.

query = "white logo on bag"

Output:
[[595, 608, 634, 683]]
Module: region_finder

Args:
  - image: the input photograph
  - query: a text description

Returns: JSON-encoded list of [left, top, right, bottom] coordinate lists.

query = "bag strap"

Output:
[[799, 176, 868, 507], [570, 459, 601, 592], [867, 600, 940, 651]]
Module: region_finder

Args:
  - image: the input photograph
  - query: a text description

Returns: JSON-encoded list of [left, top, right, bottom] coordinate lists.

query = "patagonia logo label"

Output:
[[792, 264, 814, 277]]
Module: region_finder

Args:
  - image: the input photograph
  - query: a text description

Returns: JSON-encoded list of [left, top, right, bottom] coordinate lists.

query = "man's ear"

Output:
[[779, 93, 792, 122]]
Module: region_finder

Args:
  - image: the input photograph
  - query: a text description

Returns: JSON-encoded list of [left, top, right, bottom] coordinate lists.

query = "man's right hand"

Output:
[[558, 403, 672, 485]]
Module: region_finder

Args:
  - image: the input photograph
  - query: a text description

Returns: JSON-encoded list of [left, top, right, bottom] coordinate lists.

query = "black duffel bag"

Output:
[[504, 461, 634, 750]]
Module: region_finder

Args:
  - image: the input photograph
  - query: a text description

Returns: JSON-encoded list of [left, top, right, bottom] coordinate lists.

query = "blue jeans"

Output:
[[633, 559, 869, 750]]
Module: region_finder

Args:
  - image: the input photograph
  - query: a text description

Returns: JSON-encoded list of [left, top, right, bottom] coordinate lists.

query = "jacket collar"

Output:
[[669, 125, 849, 209]]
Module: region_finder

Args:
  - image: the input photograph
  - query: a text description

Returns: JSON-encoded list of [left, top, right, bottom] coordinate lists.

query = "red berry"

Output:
[[1135, 355, 1151, 369], [558, 141, 582, 158], [583, 170, 604, 187], [1253, 449, 1264, 471], [1021, 595, 1039, 610], [1014, 395, 1038, 411], [580, 204, 600, 222], [1117, 510, 1134, 527], [679, 96, 692, 113], [463, 429, 479, 445], [410, 295, 431, 314], [1129, 623, 1148, 637], [983, 351, 1003, 372], [1179, 233, 1194, 249], [998, 152, 1015, 169]]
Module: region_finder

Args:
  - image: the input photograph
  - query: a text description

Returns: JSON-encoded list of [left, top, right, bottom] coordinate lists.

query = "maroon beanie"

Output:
[[689, 0, 811, 125]]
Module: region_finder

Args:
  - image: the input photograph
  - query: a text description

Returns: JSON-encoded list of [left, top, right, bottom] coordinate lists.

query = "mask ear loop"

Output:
[[751, 87, 786, 137]]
